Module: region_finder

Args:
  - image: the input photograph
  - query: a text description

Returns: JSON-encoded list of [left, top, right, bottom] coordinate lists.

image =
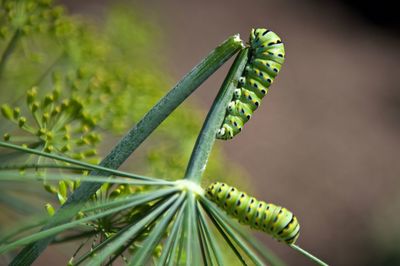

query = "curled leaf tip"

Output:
[[233, 34, 244, 47]]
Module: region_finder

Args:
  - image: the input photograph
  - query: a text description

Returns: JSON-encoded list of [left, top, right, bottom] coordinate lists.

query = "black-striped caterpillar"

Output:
[[216, 28, 285, 140], [205, 182, 300, 244]]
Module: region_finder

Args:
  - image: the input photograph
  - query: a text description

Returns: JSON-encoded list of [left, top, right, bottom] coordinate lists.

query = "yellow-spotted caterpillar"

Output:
[[205, 182, 299, 244], [216, 28, 285, 140]]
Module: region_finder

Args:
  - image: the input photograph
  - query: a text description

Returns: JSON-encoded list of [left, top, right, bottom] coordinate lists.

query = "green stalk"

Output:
[[157, 200, 186, 265], [197, 216, 210, 265], [10, 35, 243, 265], [186, 193, 201, 266], [31, 53, 65, 87], [167, 210, 186, 266], [197, 201, 225, 265], [184, 199, 193, 265], [176, 220, 186, 266], [185, 48, 249, 183], [290, 244, 329, 266], [0, 30, 21, 78], [197, 203, 218, 265]]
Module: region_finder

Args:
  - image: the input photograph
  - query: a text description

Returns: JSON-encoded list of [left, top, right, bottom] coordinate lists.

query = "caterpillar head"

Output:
[[216, 125, 234, 140], [280, 215, 300, 244], [206, 182, 229, 202], [251, 28, 282, 49], [205, 182, 218, 199]]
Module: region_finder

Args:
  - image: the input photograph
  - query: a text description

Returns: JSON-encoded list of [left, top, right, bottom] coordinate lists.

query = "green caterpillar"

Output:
[[205, 182, 300, 244], [216, 28, 285, 140]]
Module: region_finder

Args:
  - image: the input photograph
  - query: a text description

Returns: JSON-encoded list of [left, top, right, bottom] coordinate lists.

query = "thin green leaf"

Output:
[[197, 201, 225, 266], [182, 199, 192, 265], [290, 244, 328, 266], [201, 197, 265, 266], [0, 163, 90, 172], [0, 170, 173, 186], [202, 201, 247, 265], [185, 48, 250, 183], [226, 219, 286, 266], [186, 193, 201, 266], [85, 194, 180, 266], [175, 221, 186, 266], [157, 201, 186, 265], [0, 141, 163, 182], [167, 206, 187, 266], [197, 205, 213, 265], [129, 193, 186, 266]]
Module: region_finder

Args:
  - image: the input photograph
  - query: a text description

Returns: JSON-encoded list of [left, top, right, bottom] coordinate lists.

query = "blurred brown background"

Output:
[[58, 0, 400, 265]]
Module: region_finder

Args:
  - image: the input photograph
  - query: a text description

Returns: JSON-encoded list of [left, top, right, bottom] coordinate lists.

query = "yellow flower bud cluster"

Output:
[[1, 84, 101, 160], [0, 0, 68, 39]]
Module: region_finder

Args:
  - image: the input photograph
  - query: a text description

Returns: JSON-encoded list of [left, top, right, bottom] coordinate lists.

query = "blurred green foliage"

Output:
[[0, 1, 246, 209]]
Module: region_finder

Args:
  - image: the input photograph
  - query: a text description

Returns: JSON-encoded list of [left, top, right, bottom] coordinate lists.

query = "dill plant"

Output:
[[0, 1, 328, 265]]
